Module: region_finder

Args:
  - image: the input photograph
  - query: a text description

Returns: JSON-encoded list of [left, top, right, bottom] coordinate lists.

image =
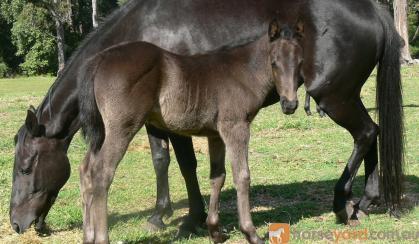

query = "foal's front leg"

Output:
[[80, 123, 143, 243], [219, 122, 263, 244], [207, 136, 228, 243]]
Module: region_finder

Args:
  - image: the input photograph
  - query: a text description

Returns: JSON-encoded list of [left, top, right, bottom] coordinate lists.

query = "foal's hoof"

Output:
[[144, 216, 166, 232], [305, 110, 312, 116]]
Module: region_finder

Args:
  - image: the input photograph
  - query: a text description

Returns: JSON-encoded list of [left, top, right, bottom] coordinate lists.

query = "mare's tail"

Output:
[[376, 5, 405, 211], [78, 56, 106, 153]]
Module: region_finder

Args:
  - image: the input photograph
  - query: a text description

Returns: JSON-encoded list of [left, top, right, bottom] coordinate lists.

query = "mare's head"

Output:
[[268, 20, 303, 114], [10, 107, 70, 233]]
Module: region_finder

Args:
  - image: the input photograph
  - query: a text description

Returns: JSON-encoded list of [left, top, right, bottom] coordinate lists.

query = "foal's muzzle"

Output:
[[280, 98, 298, 115]]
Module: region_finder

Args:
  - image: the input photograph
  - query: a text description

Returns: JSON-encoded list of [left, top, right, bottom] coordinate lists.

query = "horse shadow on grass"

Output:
[[106, 175, 418, 243]]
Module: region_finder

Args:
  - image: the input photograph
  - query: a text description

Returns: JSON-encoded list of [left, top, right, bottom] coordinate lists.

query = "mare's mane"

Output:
[[37, 0, 140, 118]]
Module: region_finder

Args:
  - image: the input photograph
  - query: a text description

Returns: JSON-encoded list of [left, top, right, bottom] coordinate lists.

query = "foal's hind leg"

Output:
[[206, 136, 228, 243], [145, 124, 173, 231], [315, 97, 378, 224], [80, 120, 144, 243]]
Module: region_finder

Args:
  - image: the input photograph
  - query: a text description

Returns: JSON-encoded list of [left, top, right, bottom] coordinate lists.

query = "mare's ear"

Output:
[[269, 19, 281, 42], [25, 107, 45, 137]]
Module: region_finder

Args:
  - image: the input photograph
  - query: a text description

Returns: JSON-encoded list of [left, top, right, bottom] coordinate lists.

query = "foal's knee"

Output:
[[234, 172, 250, 189]]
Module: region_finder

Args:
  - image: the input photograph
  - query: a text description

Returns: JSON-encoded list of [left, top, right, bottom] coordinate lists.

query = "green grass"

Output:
[[0, 67, 418, 243]]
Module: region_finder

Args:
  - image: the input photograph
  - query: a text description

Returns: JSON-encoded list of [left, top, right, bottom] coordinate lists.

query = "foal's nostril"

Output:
[[12, 222, 20, 233]]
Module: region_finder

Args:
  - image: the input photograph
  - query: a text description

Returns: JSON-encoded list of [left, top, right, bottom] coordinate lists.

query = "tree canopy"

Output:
[[0, 0, 417, 77]]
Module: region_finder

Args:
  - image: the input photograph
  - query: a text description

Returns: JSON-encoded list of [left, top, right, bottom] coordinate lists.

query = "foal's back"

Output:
[[86, 40, 268, 136]]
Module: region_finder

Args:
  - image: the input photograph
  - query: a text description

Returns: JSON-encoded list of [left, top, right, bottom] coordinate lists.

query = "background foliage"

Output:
[[0, 0, 119, 76], [0, 0, 418, 77]]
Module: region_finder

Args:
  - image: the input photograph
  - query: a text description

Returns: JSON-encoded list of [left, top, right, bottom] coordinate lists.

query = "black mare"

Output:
[[11, 0, 404, 238]]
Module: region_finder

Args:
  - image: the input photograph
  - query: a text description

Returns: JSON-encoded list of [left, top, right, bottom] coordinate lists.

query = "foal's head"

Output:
[[268, 20, 303, 115]]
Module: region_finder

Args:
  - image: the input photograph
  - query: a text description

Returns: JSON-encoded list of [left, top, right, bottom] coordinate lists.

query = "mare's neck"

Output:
[[37, 76, 80, 150]]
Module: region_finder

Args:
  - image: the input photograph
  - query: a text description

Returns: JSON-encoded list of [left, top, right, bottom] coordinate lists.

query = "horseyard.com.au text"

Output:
[[268, 223, 419, 243]]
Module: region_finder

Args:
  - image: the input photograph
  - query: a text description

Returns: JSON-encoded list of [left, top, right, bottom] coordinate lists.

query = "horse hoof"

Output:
[[176, 222, 198, 239], [335, 201, 355, 224], [348, 219, 361, 227], [305, 110, 312, 116], [163, 206, 174, 218], [211, 231, 229, 243], [248, 235, 264, 244], [356, 209, 368, 219], [144, 216, 166, 232]]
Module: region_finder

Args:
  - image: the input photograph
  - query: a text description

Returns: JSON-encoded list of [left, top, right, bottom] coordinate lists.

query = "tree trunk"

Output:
[[55, 17, 66, 75], [92, 0, 98, 28], [412, 25, 419, 42], [50, 0, 66, 74], [393, 0, 412, 63]]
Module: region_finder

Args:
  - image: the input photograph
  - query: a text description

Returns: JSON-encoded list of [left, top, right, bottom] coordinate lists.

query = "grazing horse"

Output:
[[77, 21, 302, 244], [10, 0, 404, 238]]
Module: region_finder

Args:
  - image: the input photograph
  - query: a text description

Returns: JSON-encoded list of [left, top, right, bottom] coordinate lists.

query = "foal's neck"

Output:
[[226, 35, 274, 93]]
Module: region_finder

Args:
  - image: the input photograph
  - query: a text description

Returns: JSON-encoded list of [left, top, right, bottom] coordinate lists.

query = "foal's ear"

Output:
[[269, 19, 281, 42]]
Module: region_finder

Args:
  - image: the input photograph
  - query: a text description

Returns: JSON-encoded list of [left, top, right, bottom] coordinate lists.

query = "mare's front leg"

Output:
[[219, 122, 263, 244], [145, 124, 173, 231], [206, 136, 228, 243], [80, 122, 143, 243], [169, 133, 207, 236]]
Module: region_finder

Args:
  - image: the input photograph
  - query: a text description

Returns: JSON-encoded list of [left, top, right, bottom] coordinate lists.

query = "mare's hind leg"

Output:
[[356, 105, 380, 217], [170, 133, 207, 236], [206, 136, 228, 243], [315, 96, 378, 224], [219, 122, 263, 244], [145, 124, 173, 231], [80, 119, 145, 243]]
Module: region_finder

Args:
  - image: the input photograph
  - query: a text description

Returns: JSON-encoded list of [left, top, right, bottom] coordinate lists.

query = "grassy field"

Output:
[[0, 67, 418, 244]]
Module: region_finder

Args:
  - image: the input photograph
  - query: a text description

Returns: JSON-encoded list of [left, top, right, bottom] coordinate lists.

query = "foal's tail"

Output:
[[376, 7, 405, 211], [78, 56, 106, 153]]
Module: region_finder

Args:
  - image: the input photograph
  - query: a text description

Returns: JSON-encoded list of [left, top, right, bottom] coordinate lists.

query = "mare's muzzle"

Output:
[[280, 98, 298, 115]]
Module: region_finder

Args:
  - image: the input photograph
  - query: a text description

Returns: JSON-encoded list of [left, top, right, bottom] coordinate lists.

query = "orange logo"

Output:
[[269, 223, 290, 244]]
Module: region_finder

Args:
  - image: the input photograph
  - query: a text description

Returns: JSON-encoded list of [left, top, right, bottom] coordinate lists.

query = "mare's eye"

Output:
[[21, 168, 31, 175], [21, 153, 37, 175]]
